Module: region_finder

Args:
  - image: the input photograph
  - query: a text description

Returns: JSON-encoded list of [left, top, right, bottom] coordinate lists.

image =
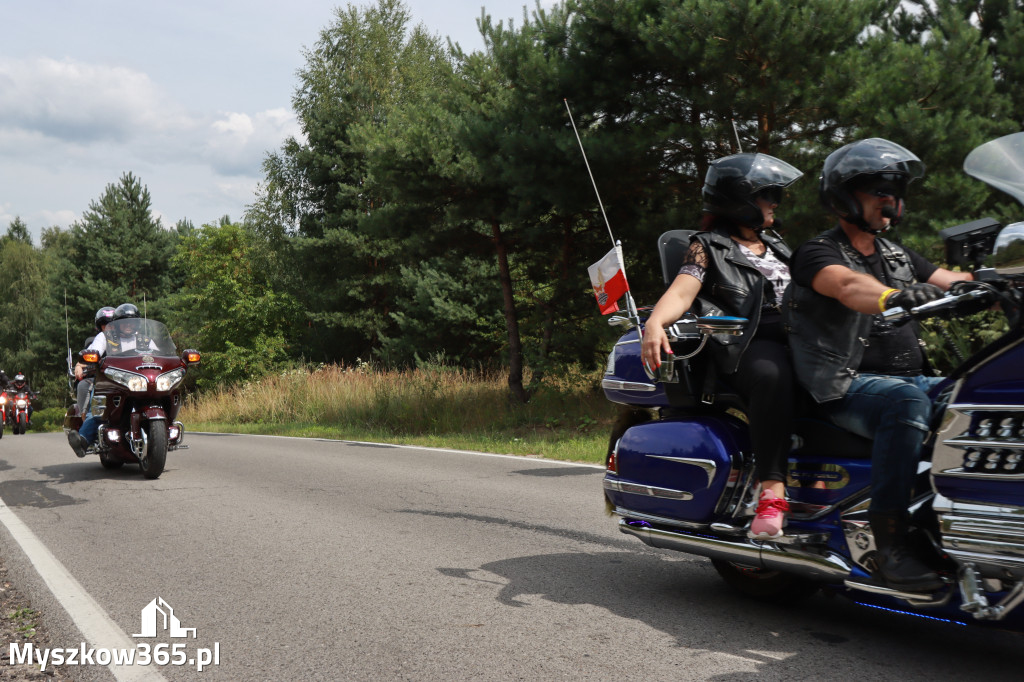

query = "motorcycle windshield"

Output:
[[964, 131, 1024, 207], [103, 318, 178, 357]]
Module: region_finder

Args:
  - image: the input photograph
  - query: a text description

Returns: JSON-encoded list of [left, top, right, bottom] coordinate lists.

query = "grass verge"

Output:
[[181, 363, 617, 465]]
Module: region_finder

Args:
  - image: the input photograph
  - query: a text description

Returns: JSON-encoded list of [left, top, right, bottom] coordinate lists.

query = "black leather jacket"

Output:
[[690, 226, 792, 375], [782, 227, 919, 403]]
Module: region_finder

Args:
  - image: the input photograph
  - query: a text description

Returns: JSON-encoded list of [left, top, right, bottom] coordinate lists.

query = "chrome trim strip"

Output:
[[604, 478, 693, 501], [613, 506, 706, 531], [614, 338, 641, 346], [933, 494, 1024, 516], [942, 437, 1024, 449], [601, 379, 657, 392], [646, 455, 716, 486], [948, 403, 1024, 412], [937, 467, 1024, 480], [944, 549, 1024, 572]]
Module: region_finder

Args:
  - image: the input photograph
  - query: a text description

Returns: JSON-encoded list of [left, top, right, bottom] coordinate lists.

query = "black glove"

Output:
[[885, 283, 944, 310]]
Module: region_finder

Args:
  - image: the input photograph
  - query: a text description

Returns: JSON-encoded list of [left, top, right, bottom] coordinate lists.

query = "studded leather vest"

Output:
[[782, 227, 918, 403], [691, 227, 792, 375]]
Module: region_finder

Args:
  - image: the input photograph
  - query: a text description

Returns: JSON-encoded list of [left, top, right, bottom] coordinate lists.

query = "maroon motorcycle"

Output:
[[64, 318, 200, 479], [10, 388, 32, 435]]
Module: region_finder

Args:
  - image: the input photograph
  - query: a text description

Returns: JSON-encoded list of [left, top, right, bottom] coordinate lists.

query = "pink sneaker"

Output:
[[748, 490, 789, 539]]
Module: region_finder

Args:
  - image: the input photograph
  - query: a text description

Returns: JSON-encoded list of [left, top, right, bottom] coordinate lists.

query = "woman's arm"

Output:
[[640, 273, 702, 370]]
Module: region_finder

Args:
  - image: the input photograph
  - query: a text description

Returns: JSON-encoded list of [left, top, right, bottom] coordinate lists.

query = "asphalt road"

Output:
[[0, 431, 1021, 681]]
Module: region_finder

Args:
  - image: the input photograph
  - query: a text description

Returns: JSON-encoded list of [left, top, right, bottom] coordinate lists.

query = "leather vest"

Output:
[[782, 227, 918, 403], [692, 227, 792, 375]]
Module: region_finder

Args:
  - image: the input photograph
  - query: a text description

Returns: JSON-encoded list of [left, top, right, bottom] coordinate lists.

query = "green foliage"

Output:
[[251, 0, 454, 364], [169, 221, 294, 388]]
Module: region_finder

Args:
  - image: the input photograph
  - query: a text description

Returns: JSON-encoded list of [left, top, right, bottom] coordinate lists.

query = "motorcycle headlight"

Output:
[[156, 368, 185, 392], [105, 367, 149, 392], [0, 396, 6, 405], [15, 400, 27, 408]]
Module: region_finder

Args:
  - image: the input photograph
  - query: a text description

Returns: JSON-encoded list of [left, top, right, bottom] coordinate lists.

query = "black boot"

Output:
[[870, 512, 944, 592], [67, 431, 88, 458]]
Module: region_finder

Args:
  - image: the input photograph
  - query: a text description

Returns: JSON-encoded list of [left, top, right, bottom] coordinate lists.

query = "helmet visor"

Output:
[[709, 153, 804, 195], [826, 138, 924, 189]]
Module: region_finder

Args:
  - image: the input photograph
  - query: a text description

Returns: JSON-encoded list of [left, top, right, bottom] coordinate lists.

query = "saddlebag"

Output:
[[605, 414, 748, 524]]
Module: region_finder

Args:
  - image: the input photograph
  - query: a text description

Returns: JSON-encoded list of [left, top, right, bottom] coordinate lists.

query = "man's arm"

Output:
[[810, 264, 896, 315], [928, 268, 973, 289]]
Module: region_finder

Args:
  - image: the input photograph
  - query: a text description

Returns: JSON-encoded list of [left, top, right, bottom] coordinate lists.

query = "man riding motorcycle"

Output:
[[9, 372, 36, 426], [74, 306, 115, 418], [67, 302, 149, 457], [783, 138, 973, 591]]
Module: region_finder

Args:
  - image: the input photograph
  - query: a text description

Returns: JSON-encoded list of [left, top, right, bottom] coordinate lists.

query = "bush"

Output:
[[31, 406, 67, 431]]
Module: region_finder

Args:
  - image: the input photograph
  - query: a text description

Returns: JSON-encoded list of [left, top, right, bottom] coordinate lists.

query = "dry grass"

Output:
[[181, 363, 617, 464]]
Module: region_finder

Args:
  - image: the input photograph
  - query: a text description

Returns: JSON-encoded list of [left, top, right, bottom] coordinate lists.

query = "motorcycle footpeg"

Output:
[[756, 531, 832, 546], [844, 577, 951, 603], [709, 522, 747, 536]]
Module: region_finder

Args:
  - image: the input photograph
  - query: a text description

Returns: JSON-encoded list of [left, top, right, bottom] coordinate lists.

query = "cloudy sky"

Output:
[[0, 0, 547, 241]]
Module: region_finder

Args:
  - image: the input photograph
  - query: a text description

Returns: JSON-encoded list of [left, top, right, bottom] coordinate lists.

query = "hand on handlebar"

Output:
[[885, 283, 944, 310], [641, 324, 673, 373]]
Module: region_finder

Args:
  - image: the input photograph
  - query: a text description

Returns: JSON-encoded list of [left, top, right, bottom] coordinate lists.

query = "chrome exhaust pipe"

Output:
[[619, 519, 852, 582]]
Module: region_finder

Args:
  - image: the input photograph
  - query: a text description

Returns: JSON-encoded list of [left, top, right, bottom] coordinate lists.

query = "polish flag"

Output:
[[588, 245, 629, 315]]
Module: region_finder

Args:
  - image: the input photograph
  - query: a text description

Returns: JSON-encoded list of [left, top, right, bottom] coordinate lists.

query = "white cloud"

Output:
[[0, 57, 181, 143], [203, 108, 301, 176]]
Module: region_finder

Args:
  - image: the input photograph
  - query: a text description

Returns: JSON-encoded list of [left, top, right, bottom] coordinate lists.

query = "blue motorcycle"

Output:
[[603, 131, 1024, 628]]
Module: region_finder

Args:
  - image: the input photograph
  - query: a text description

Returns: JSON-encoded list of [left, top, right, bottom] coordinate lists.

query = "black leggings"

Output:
[[728, 338, 795, 484]]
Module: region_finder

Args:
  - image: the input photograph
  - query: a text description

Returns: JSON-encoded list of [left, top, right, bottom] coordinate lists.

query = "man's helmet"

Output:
[[819, 138, 924, 230], [702, 153, 803, 228], [12, 373, 25, 387], [112, 303, 140, 322], [94, 306, 116, 331]]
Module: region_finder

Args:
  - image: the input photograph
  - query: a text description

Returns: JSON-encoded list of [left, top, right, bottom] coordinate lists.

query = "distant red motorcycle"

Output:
[[64, 318, 200, 479], [10, 389, 31, 435]]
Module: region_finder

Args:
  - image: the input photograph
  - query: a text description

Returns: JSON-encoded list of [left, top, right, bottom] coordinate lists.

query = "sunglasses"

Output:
[[856, 173, 907, 198], [754, 187, 783, 204]]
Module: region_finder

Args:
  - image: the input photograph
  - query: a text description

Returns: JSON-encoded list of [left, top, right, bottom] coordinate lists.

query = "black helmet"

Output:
[[112, 303, 140, 322], [702, 153, 803, 228], [819, 138, 924, 229], [94, 306, 116, 331]]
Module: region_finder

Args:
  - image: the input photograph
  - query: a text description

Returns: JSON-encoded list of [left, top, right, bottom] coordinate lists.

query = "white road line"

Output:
[[192, 431, 607, 469], [0, 495, 167, 681]]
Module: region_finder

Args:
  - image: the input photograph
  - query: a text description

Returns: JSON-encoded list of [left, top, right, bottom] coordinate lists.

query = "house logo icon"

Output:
[[132, 597, 197, 639]]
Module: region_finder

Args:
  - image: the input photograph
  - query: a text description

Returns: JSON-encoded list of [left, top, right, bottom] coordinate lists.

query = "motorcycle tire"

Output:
[[0, 421, 4, 439], [711, 559, 819, 602], [139, 422, 167, 480], [17, 414, 27, 434]]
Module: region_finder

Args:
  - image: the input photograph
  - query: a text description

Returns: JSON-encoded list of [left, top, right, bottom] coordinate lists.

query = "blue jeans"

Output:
[[821, 374, 944, 515], [80, 415, 100, 445]]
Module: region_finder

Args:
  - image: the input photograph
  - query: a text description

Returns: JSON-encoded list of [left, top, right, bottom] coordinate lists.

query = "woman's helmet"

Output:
[[819, 138, 924, 230], [702, 153, 803, 228], [112, 303, 140, 321], [94, 306, 116, 331]]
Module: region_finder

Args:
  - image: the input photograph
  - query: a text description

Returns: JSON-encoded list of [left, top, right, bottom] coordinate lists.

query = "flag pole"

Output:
[[564, 99, 638, 319]]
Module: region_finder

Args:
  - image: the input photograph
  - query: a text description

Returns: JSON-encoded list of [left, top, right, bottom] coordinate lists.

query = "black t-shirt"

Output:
[[791, 237, 939, 375]]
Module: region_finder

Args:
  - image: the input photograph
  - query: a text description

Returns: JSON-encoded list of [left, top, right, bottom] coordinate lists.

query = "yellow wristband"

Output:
[[878, 288, 899, 313]]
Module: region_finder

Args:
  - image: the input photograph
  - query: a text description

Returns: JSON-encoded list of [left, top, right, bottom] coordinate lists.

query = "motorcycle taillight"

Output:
[[606, 446, 618, 474]]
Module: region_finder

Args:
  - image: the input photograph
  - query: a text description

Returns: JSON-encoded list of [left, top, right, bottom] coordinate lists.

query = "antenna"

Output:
[[64, 290, 73, 393], [731, 119, 743, 153], [564, 99, 617, 250], [564, 98, 638, 319]]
